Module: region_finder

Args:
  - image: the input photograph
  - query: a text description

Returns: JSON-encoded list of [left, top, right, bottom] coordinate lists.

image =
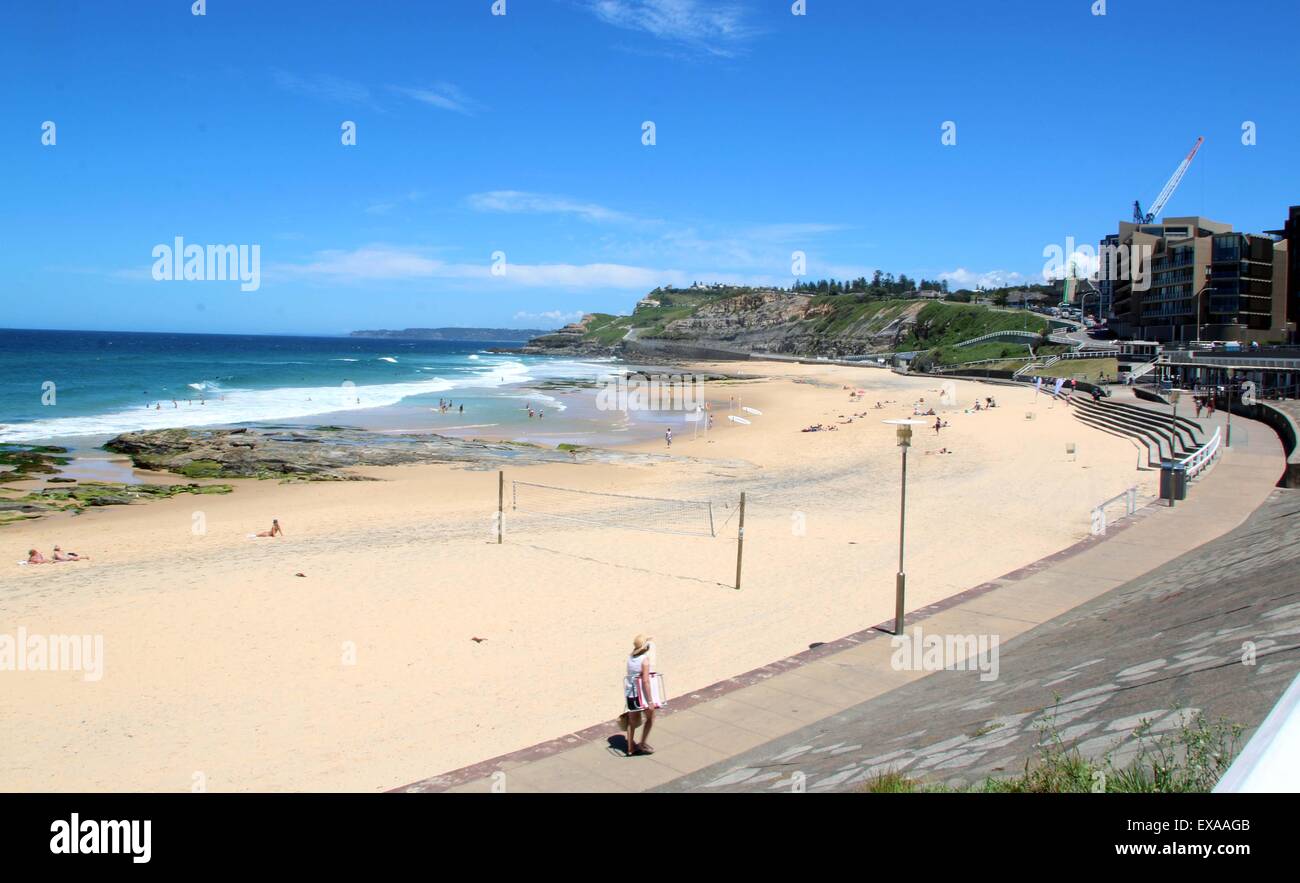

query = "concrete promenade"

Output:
[[395, 409, 1285, 794]]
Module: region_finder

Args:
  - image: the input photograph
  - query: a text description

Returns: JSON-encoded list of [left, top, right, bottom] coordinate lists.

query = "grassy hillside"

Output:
[[567, 289, 1055, 360], [898, 302, 1050, 351], [579, 289, 739, 344]]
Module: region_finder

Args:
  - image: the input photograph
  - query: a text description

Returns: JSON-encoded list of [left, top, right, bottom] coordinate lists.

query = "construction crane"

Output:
[[1132, 136, 1204, 224]]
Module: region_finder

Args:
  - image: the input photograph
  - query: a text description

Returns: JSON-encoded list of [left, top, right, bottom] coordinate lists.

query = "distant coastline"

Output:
[[349, 327, 548, 342]]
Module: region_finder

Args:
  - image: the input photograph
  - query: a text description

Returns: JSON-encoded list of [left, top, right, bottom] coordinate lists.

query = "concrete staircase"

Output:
[[1068, 394, 1206, 467]]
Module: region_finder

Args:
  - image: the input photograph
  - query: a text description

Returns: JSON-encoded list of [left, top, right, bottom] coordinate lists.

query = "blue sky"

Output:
[[3, 0, 1297, 335]]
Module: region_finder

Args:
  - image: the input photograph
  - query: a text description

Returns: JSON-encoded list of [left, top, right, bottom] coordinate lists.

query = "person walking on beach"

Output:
[[665, 427, 672, 448], [621, 634, 658, 756], [934, 417, 942, 434]]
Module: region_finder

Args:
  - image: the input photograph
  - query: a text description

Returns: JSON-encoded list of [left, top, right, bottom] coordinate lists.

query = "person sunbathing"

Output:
[[255, 519, 284, 538], [27, 549, 50, 564], [51, 545, 89, 561]]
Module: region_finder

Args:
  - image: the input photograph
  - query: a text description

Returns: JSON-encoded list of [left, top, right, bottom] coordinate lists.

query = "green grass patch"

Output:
[[857, 706, 1241, 794], [931, 342, 1035, 366], [898, 302, 1049, 352], [1034, 358, 1119, 383]]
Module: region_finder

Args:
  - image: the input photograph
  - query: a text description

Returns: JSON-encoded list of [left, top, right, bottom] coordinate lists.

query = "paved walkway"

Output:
[[664, 486, 1300, 791], [395, 411, 1284, 793]]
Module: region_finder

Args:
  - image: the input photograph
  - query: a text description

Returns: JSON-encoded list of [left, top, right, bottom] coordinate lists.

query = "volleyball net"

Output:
[[510, 480, 717, 538]]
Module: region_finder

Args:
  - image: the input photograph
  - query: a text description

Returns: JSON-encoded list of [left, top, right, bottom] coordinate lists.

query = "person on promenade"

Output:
[[255, 519, 284, 538], [621, 634, 658, 756]]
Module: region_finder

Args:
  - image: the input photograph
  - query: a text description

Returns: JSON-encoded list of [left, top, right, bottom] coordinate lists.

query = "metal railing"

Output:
[[1163, 351, 1300, 371], [932, 357, 1021, 373], [1128, 358, 1160, 380], [1215, 669, 1300, 792], [1058, 348, 1120, 360], [1180, 426, 1221, 481], [954, 329, 1043, 347], [1090, 486, 1139, 536]]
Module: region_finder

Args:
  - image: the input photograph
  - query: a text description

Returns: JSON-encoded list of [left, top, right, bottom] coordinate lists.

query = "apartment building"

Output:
[[1101, 216, 1291, 344]]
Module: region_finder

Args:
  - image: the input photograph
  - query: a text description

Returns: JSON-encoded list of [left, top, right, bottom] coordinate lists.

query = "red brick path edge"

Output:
[[391, 503, 1158, 793]]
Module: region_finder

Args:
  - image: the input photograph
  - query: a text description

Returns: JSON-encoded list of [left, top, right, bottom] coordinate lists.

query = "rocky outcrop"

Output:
[[516, 315, 620, 357], [1, 481, 232, 526], [513, 292, 939, 361], [104, 426, 708, 480], [657, 292, 924, 358]]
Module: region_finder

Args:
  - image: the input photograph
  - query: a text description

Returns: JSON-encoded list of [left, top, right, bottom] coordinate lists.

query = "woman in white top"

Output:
[[622, 634, 656, 756]]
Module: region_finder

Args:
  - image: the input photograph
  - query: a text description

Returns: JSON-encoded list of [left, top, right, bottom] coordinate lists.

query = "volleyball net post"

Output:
[[734, 492, 746, 591], [497, 470, 504, 544]]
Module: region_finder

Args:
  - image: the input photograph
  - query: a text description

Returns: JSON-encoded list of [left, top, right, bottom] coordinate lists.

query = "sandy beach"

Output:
[[0, 361, 1158, 792]]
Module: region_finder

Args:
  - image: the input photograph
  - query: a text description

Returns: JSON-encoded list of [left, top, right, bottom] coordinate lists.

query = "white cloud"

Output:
[[467, 191, 642, 224], [939, 268, 1030, 290], [742, 223, 848, 241], [273, 70, 373, 105], [586, 0, 757, 56], [273, 246, 450, 280], [268, 245, 688, 289], [389, 83, 478, 115], [513, 309, 587, 327], [817, 263, 877, 281], [502, 262, 682, 289], [364, 191, 424, 216]]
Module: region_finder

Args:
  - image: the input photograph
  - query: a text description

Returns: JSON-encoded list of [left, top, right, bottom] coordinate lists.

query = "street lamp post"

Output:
[[1193, 283, 1214, 345], [884, 419, 927, 635], [1226, 368, 1234, 448], [1168, 389, 1182, 507]]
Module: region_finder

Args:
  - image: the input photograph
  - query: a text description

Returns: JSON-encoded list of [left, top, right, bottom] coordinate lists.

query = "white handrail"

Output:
[[1215, 670, 1300, 792], [1179, 426, 1221, 480], [1089, 486, 1139, 536], [1129, 358, 1159, 379]]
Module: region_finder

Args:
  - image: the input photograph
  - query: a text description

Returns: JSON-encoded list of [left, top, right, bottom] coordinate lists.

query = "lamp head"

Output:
[[884, 418, 926, 447]]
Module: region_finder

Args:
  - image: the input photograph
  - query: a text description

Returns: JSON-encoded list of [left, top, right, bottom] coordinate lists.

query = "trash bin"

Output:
[[1160, 460, 1187, 502]]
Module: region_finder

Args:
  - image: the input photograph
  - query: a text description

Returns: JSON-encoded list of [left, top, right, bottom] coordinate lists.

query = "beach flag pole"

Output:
[[734, 492, 746, 591], [497, 470, 504, 544]]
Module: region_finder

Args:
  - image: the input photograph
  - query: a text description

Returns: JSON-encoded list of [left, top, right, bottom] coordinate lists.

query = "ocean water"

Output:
[[0, 328, 625, 450]]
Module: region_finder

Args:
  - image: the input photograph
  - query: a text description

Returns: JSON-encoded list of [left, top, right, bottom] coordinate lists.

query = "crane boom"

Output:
[[1133, 137, 1204, 224]]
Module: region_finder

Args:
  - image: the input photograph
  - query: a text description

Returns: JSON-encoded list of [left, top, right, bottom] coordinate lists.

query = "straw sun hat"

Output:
[[632, 634, 653, 656]]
